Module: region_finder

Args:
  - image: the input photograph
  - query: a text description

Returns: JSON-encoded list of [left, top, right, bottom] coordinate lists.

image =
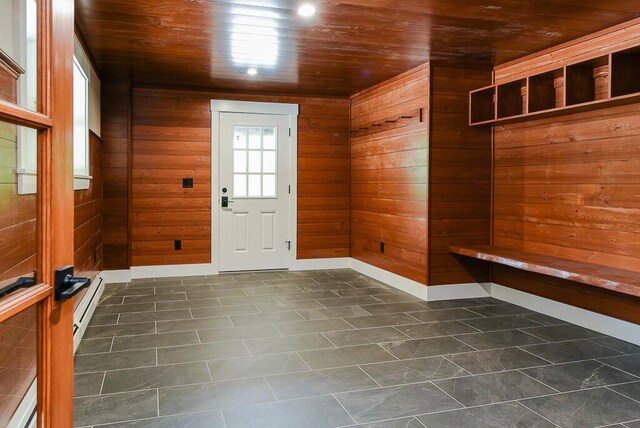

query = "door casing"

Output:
[[211, 100, 299, 274]]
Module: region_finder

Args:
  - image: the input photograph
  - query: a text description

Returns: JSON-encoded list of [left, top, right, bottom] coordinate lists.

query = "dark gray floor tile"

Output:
[[332, 288, 396, 298], [93, 410, 226, 427], [626, 421, 640, 428], [230, 310, 304, 326], [183, 288, 246, 299], [447, 347, 550, 374], [280, 270, 333, 279], [75, 390, 158, 426], [524, 340, 622, 363], [380, 337, 473, 359], [359, 302, 428, 315], [599, 354, 640, 376], [324, 327, 409, 347], [396, 321, 478, 339], [83, 322, 156, 339], [111, 331, 199, 352], [521, 387, 640, 428], [158, 377, 275, 415], [343, 313, 421, 329], [521, 313, 569, 326], [610, 381, 640, 402], [590, 337, 640, 355], [372, 294, 424, 303], [102, 362, 211, 393], [156, 316, 233, 333], [76, 338, 113, 355], [347, 277, 389, 289], [522, 324, 604, 342], [278, 290, 339, 301], [299, 344, 396, 369], [157, 341, 249, 364], [266, 366, 377, 399], [262, 277, 310, 286], [417, 401, 556, 428], [460, 315, 542, 332], [345, 418, 425, 428], [223, 395, 354, 428], [360, 356, 469, 386], [89, 314, 119, 326], [256, 299, 324, 312], [218, 295, 283, 306], [75, 372, 105, 397], [274, 318, 354, 335], [117, 309, 192, 324], [245, 333, 334, 355], [434, 370, 555, 406], [455, 330, 546, 350], [317, 296, 383, 307], [75, 349, 156, 374], [336, 382, 461, 424], [241, 285, 302, 296], [124, 293, 186, 304], [208, 353, 309, 382], [406, 308, 482, 323], [156, 298, 222, 311], [423, 299, 488, 310], [522, 360, 639, 392], [198, 324, 281, 343], [101, 296, 125, 305], [298, 305, 371, 320], [468, 304, 533, 317], [298, 282, 355, 292], [190, 304, 259, 318]]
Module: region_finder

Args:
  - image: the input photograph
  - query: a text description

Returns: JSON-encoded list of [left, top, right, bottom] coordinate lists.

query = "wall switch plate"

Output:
[[183, 178, 194, 188], [174, 240, 182, 250]]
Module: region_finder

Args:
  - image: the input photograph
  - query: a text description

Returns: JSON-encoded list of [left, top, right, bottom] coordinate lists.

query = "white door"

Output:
[[219, 113, 291, 271]]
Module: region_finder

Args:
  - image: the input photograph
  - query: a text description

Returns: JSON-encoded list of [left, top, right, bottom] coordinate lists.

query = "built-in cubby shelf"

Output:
[[469, 45, 640, 126]]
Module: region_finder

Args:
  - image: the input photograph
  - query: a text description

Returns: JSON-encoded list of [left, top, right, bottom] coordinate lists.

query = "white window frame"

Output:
[[72, 56, 91, 190]]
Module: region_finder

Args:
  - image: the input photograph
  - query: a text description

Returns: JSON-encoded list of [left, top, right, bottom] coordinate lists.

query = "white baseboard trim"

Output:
[[101, 269, 131, 283], [349, 259, 428, 300], [427, 282, 491, 301], [491, 283, 640, 346], [290, 257, 351, 271], [131, 263, 215, 279]]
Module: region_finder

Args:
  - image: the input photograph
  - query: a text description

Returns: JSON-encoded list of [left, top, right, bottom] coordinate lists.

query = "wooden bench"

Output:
[[450, 245, 640, 298]]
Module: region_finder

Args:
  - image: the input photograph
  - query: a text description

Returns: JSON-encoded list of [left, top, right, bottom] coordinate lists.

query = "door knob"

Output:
[[55, 265, 91, 301]]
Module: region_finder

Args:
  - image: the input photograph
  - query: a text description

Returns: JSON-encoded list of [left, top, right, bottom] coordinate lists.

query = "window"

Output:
[[72, 56, 91, 190], [233, 126, 277, 198]]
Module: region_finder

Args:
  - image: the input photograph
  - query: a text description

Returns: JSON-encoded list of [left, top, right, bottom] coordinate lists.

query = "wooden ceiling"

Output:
[[75, 0, 640, 96]]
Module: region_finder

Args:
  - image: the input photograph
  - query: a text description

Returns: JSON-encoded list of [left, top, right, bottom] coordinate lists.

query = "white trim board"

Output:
[[73, 274, 106, 352], [210, 100, 299, 274], [492, 283, 640, 346], [131, 263, 215, 279]]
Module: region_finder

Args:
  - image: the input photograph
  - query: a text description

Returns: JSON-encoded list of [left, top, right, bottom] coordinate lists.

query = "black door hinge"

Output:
[[288, 185, 291, 194], [286, 241, 291, 251], [289, 128, 291, 137]]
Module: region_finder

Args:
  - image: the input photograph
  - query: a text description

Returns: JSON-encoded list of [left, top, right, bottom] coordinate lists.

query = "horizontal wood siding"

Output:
[[350, 64, 429, 284], [130, 88, 350, 267], [429, 65, 492, 285]]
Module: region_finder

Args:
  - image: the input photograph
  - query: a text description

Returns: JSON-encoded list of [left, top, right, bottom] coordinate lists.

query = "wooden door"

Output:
[[218, 113, 291, 272], [0, 0, 77, 426]]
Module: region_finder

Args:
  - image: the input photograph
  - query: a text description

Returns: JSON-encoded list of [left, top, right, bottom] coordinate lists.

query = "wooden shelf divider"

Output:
[[450, 245, 640, 298]]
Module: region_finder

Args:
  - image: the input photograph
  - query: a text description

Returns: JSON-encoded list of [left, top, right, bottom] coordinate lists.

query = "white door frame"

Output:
[[211, 100, 299, 274]]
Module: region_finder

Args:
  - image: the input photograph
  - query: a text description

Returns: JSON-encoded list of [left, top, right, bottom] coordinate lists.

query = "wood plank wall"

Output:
[[350, 65, 429, 284], [101, 83, 130, 269], [429, 65, 492, 285], [0, 70, 37, 283], [492, 22, 640, 321], [74, 131, 103, 277], [129, 88, 350, 267]]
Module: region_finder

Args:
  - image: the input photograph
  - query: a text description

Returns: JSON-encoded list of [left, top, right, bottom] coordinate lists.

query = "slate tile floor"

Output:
[[74, 269, 640, 428]]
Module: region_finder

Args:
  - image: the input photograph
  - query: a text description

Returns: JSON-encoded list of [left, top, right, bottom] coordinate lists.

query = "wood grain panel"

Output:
[[74, 131, 103, 278], [350, 64, 429, 284], [130, 87, 350, 266], [101, 83, 130, 269], [492, 23, 640, 318], [428, 65, 492, 285]]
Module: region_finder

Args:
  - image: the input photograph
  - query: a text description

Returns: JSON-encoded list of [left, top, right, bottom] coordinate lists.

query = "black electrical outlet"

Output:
[[174, 240, 182, 250], [380, 241, 385, 253], [183, 177, 194, 188]]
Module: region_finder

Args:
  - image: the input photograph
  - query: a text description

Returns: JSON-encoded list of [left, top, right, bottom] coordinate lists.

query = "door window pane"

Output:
[[0, 0, 38, 111], [231, 125, 278, 198], [73, 58, 89, 177]]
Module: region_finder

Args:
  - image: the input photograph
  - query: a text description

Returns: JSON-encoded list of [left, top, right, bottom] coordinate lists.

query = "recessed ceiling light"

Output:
[[297, 3, 316, 17], [247, 68, 258, 75]]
